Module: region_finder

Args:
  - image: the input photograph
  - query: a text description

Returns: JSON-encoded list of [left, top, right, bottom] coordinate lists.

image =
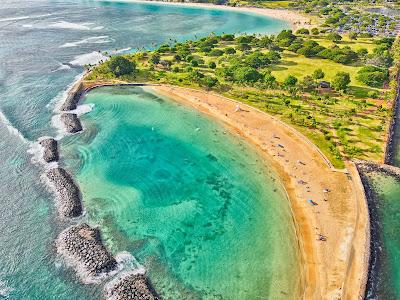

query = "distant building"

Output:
[[319, 81, 331, 89]]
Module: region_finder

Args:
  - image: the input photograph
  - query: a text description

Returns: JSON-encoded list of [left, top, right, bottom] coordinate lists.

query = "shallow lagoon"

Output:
[[0, 1, 289, 298], [61, 86, 301, 299]]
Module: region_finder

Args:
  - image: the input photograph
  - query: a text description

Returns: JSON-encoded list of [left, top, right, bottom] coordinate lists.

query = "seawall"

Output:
[[354, 160, 400, 299], [61, 82, 84, 111], [384, 72, 400, 165]]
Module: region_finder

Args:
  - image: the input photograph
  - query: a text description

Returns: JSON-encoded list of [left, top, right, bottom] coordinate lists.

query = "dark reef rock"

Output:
[[354, 161, 384, 299], [354, 159, 400, 181], [61, 82, 84, 111], [61, 113, 83, 133], [39, 138, 59, 163], [105, 273, 160, 300], [46, 167, 82, 218], [57, 223, 118, 279]]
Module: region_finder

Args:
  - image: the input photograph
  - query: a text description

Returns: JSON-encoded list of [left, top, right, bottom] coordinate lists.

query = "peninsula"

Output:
[[77, 9, 399, 296]]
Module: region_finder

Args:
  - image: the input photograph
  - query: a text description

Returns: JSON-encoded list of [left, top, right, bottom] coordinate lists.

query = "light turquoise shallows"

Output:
[[61, 86, 301, 299]]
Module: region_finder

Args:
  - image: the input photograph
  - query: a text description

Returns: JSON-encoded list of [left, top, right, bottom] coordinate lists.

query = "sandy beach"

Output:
[[146, 84, 369, 299], [113, 0, 314, 30]]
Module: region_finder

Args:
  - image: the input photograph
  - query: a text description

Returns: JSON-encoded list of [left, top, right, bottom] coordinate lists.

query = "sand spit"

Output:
[[61, 113, 83, 133], [104, 272, 160, 300], [57, 223, 118, 283], [39, 138, 59, 163], [46, 167, 83, 218]]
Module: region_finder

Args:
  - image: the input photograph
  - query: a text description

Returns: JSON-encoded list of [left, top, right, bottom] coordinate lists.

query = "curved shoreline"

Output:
[[77, 80, 369, 298], [113, 0, 313, 30], [148, 84, 369, 299]]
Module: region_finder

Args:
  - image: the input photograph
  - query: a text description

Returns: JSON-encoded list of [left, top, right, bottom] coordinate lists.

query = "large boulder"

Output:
[[105, 272, 160, 300], [46, 167, 82, 218], [61, 82, 84, 111], [61, 113, 83, 133], [57, 223, 118, 281], [39, 138, 59, 163]]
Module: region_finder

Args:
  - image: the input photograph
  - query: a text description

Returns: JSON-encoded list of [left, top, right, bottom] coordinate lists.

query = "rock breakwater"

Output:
[[384, 74, 400, 164], [57, 223, 118, 282], [61, 82, 84, 111], [105, 272, 160, 300], [61, 113, 83, 133], [46, 167, 83, 218], [39, 138, 59, 163], [354, 159, 400, 181], [354, 159, 398, 299]]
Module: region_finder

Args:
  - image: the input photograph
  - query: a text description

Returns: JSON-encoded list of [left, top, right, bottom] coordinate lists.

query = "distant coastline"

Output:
[[110, 0, 314, 30]]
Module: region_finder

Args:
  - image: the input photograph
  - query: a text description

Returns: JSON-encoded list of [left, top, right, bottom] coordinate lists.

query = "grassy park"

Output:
[[86, 30, 398, 168]]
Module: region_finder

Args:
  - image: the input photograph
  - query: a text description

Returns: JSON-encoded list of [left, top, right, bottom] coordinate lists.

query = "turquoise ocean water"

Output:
[[365, 173, 400, 299], [363, 92, 400, 299], [0, 1, 292, 299], [61, 86, 301, 299]]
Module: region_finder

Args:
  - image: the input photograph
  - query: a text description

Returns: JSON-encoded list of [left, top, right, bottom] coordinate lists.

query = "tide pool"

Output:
[[61, 86, 301, 299]]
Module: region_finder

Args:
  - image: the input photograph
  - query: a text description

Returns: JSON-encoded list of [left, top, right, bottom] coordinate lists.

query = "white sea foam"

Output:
[[0, 13, 54, 22], [110, 47, 132, 55], [48, 73, 84, 111], [0, 15, 30, 22], [0, 277, 13, 298], [48, 72, 87, 139], [104, 254, 147, 299], [27, 136, 59, 169], [48, 21, 101, 31], [55, 247, 119, 285], [115, 251, 146, 274], [69, 51, 109, 66], [60, 36, 111, 48], [70, 103, 95, 116], [51, 114, 68, 140], [53, 64, 71, 72], [0, 110, 30, 144]]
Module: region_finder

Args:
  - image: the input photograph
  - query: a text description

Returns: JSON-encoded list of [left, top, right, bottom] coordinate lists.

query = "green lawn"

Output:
[[313, 36, 378, 53], [229, 0, 293, 8], [271, 50, 383, 98], [86, 32, 394, 168]]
